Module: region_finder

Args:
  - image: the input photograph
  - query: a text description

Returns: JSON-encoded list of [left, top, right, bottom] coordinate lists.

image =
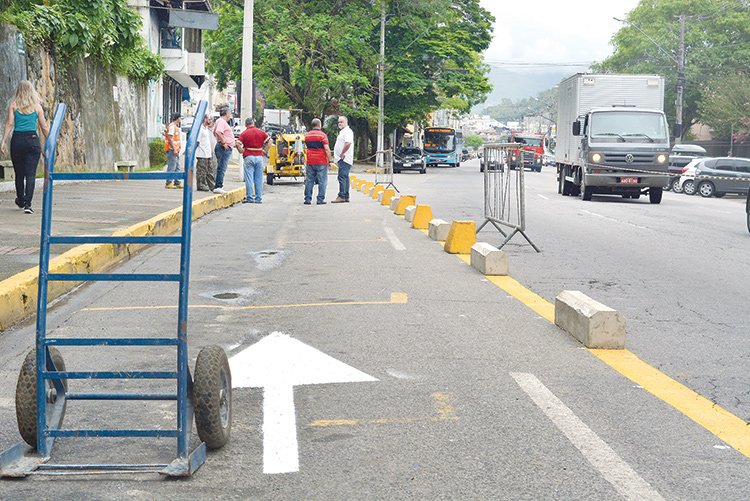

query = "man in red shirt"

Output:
[[236, 118, 270, 203], [303, 118, 333, 204]]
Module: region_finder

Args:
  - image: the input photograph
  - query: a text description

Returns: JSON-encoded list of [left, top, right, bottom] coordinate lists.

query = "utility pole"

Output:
[[240, 0, 254, 121], [377, 0, 385, 173], [675, 14, 686, 144]]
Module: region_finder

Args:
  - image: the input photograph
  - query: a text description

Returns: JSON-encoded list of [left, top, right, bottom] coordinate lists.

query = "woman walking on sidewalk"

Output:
[[1, 80, 49, 214]]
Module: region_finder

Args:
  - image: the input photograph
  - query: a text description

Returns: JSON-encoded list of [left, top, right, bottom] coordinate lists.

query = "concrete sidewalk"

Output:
[[0, 161, 373, 330]]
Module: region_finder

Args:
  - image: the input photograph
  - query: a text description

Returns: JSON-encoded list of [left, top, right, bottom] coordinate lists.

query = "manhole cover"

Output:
[[214, 292, 240, 300]]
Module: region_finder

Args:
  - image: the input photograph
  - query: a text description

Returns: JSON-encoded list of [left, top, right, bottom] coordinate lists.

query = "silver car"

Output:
[[693, 157, 750, 197]]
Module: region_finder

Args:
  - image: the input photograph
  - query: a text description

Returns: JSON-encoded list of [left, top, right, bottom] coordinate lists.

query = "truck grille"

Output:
[[603, 153, 656, 165]]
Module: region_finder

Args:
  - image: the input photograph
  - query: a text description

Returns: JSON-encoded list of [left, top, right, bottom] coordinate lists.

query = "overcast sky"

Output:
[[479, 0, 642, 73]]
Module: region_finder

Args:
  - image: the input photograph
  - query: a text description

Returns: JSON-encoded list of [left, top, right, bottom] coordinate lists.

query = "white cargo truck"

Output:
[[555, 74, 670, 203]]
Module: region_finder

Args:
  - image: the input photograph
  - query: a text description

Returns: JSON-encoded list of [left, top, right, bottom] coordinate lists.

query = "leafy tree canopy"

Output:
[[465, 134, 483, 148], [593, 0, 750, 140], [699, 72, 750, 142], [481, 86, 558, 124]]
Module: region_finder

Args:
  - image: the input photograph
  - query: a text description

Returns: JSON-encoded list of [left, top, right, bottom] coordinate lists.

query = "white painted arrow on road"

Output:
[[230, 332, 378, 474]]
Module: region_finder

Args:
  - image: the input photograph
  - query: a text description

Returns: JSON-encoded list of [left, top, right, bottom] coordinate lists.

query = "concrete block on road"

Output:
[[381, 189, 395, 206], [444, 221, 476, 254], [395, 195, 416, 215], [554, 290, 626, 349], [372, 185, 385, 199], [349, 175, 356, 182], [470, 242, 508, 275], [428, 219, 451, 241], [404, 205, 417, 223], [364, 181, 374, 194], [389, 196, 400, 211], [411, 205, 433, 229]]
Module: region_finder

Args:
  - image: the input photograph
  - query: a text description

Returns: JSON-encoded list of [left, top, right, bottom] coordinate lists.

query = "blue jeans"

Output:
[[337, 159, 352, 199], [214, 144, 232, 188], [304, 164, 328, 203], [166, 149, 181, 186], [243, 155, 264, 202]]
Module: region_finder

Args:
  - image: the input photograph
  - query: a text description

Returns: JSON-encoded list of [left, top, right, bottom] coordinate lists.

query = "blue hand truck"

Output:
[[0, 100, 231, 477]]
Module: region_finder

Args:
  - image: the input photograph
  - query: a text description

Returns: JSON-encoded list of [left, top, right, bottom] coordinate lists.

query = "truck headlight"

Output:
[[657, 154, 667, 163], [591, 153, 602, 163]]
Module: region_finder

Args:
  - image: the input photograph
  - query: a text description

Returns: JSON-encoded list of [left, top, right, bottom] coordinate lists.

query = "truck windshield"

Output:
[[590, 111, 667, 143], [516, 138, 542, 147]]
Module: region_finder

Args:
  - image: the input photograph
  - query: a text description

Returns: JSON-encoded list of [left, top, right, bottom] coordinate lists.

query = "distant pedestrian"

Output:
[[303, 118, 333, 205], [236, 118, 270, 203], [213, 107, 235, 194], [1, 80, 50, 214], [164, 112, 183, 189], [331, 115, 354, 203], [195, 114, 215, 191]]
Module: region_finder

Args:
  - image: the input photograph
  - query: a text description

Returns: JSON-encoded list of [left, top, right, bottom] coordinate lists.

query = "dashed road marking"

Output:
[[383, 226, 406, 250], [511, 372, 664, 500]]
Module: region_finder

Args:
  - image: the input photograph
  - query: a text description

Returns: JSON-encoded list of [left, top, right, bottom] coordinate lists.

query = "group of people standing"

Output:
[[1, 78, 356, 214]]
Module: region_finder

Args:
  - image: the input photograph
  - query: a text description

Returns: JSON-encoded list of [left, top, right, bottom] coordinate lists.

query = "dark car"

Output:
[[692, 157, 750, 197], [394, 147, 426, 174], [668, 144, 706, 192]]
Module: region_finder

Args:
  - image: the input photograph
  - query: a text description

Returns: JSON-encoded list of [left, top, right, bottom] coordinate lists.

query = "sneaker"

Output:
[[304, 201, 311, 205], [173, 183, 183, 189], [15, 198, 23, 209], [213, 187, 227, 194], [331, 196, 346, 203], [165, 183, 175, 189], [345, 199, 350, 202], [255, 200, 262, 204], [242, 199, 253, 204], [317, 201, 326, 205], [24, 207, 33, 214]]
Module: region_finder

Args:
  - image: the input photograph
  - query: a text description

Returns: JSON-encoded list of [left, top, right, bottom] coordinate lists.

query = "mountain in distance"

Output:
[[474, 66, 573, 112]]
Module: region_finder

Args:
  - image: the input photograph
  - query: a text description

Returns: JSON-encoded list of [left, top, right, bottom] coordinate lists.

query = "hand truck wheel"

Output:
[[193, 345, 232, 449], [15, 348, 68, 448]]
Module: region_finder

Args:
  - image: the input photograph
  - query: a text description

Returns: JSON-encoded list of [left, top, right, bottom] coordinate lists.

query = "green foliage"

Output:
[[482, 87, 557, 124], [465, 135, 483, 149], [593, 0, 750, 140], [149, 139, 167, 168], [699, 72, 750, 142], [206, 0, 494, 159], [7, 0, 163, 83]]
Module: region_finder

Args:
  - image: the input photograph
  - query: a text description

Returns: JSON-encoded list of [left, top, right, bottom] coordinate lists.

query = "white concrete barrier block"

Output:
[[428, 219, 451, 241], [377, 191, 385, 202], [554, 290, 626, 349], [470, 242, 508, 276], [390, 196, 401, 211], [369, 186, 376, 196], [404, 205, 417, 223]]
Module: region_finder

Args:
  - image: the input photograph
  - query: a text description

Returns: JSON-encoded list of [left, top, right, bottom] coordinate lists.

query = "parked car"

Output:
[[692, 157, 750, 197], [393, 147, 426, 174], [668, 144, 707, 191], [677, 158, 702, 195], [461, 147, 470, 162]]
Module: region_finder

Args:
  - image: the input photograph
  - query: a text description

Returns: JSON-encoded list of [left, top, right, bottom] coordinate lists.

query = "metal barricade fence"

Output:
[[375, 149, 397, 191], [478, 143, 540, 252]]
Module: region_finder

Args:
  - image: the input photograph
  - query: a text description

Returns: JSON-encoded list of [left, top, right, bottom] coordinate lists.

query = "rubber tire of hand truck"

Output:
[[267, 173, 274, 185], [16, 348, 68, 448], [194, 345, 232, 449]]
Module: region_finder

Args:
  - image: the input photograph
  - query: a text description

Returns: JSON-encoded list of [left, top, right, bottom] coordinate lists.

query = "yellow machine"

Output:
[[266, 133, 306, 185]]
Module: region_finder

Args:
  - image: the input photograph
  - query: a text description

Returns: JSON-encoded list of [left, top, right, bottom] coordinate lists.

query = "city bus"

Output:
[[423, 127, 461, 167]]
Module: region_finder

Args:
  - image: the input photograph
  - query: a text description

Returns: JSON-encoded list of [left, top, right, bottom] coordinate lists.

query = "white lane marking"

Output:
[[383, 226, 406, 250], [579, 209, 652, 231], [511, 372, 664, 500], [230, 332, 378, 474], [538, 194, 549, 200]]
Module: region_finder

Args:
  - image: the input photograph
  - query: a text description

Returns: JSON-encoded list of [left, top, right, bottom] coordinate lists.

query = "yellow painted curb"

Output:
[[395, 195, 416, 215], [411, 205, 433, 229], [381, 189, 396, 206], [0, 188, 245, 331], [371, 185, 385, 199], [443, 221, 476, 254]]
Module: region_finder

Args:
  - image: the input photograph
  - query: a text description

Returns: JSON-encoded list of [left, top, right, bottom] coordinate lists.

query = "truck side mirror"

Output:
[[572, 121, 581, 136]]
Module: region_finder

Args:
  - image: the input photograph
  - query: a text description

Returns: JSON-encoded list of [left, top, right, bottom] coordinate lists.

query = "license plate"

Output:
[[620, 177, 638, 184], [403, 163, 412, 167]]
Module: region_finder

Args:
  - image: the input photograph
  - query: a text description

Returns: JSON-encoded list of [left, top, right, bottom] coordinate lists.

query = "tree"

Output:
[[593, 0, 750, 141], [205, 0, 494, 160], [465, 135, 483, 149], [699, 72, 750, 143]]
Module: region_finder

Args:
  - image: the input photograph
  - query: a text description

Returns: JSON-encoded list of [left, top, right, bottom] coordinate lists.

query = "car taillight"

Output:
[[682, 167, 690, 174]]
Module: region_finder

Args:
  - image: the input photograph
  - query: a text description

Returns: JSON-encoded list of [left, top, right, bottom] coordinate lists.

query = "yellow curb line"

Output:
[[0, 188, 246, 331]]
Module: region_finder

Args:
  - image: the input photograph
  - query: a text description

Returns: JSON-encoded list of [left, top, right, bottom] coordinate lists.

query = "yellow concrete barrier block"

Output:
[[350, 175, 356, 182], [372, 185, 385, 199], [444, 221, 476, 254], [381, 188, 396, 206], [411, 205, 433, 229], [353, 179, 361, 189], [395, 195, 416, 215], [364, 181, 374, 194]]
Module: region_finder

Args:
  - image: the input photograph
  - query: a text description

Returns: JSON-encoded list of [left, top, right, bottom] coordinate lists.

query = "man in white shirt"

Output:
[[331, 115, 354, 203], [195, 115, 215, 191]]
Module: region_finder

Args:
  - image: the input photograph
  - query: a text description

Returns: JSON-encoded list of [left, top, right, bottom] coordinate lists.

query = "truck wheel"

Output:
[[649, 187, 663, 204], [557, 173, 563, 194], [682, 179, 696, 195], [580, 178, 592, 200], [266, 174, 274, 185], [698, 181, 715, 198]]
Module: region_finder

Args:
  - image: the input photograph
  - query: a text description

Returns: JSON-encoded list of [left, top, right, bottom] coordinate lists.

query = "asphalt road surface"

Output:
[[1, 162, 749, 499]]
